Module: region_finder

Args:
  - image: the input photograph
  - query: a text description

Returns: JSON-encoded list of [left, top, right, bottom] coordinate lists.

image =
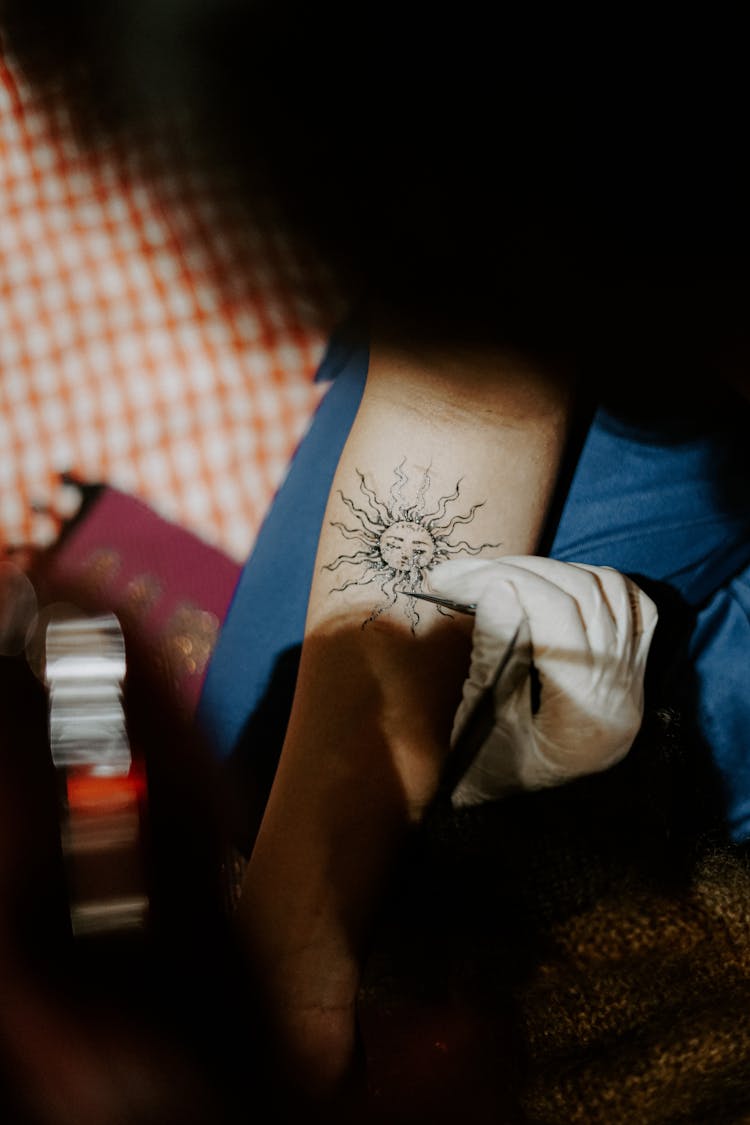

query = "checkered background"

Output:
[[0, 38, 346, 563]]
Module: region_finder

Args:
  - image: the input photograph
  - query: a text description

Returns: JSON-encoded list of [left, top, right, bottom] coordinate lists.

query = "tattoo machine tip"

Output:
[[395, 587, 477, 616]]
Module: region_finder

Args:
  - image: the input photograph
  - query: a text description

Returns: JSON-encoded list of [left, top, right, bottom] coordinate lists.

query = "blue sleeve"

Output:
[[196, 331, 369, 761]]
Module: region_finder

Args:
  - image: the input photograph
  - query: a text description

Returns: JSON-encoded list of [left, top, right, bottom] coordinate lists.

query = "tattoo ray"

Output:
[[388, 458, 409, 509], [323, 549, 380, 572], [403, 594, 421, 632], [325, 462, 498, 630], [412, 464, 432, 516], [357, 471, 390, 523], [422, 478, 462, 524], [337, 491, 383, 533], [440, 538, 499, 555], [433, 501, 489, 538], [329, 522, 379, 544], [362, 577, 400, 628], [330, 567, 385, 593]]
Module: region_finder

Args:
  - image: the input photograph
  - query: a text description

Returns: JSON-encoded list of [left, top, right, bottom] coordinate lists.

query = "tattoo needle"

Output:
[[396, 588, 477, 616]]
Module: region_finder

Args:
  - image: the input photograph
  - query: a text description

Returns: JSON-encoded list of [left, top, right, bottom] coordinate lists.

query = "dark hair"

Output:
[[4, 2, 748, 360]]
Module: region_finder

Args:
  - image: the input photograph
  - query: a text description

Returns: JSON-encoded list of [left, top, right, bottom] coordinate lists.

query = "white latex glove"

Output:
[[427, 556, 658, 807]]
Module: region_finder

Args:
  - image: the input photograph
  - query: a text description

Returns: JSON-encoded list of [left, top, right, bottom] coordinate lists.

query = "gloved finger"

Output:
[[451, 775, 488, 808], [428, 559, 524, 689], [559, 562, 658, 666], [624, 574, 659, 668], [490, 556, 623, 654], [426, 557, 511, 606], [428, 556, 594, 658], [466, 559, 602, 668], [430, 559, 647, 659], [431, 556, 601, 702], [432, 555, 655, 722], [450, 648, 535, 805], [452, 739, 517, 808]]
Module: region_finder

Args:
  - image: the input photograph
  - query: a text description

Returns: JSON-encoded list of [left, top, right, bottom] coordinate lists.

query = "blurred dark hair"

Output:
[[3, 2, 748, 368]]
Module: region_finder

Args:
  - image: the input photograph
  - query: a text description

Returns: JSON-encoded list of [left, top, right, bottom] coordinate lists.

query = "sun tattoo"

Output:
[[323, 460, 501, 629]]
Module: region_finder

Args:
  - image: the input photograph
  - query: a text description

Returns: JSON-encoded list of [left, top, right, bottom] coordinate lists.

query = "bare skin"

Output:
[[235, 331, 574, 1104]]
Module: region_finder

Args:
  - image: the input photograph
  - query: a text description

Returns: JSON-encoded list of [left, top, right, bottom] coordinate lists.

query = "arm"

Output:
[[235, 330, 573, 1098]]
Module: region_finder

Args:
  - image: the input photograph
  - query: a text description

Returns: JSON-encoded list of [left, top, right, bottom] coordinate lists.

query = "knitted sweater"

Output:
[[359, 706, 750, 1124]]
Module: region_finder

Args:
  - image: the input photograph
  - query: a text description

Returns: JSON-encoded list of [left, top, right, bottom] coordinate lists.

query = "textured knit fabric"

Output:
[[359, 708, 750, 1124], [0, 36, 343, 562]]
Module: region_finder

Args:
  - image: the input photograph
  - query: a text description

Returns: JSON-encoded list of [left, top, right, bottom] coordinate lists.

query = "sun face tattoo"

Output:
[[323, 460, 500, 629]]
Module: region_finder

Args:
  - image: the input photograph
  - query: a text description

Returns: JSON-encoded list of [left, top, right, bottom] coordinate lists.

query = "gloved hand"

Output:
[[427, 556, 658, 807]]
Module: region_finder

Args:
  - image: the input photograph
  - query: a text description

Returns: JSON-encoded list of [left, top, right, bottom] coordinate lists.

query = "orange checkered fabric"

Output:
[[0, 36, 346, 563]]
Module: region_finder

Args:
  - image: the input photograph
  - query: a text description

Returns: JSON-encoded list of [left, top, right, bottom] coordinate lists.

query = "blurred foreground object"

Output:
[[42, 608, 148, 938], [0, 562, 37, 657], [0, 546, 261, 1122]]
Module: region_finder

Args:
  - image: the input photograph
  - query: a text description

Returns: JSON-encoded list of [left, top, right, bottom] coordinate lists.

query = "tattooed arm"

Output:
[[235, 332, 573, 1102]]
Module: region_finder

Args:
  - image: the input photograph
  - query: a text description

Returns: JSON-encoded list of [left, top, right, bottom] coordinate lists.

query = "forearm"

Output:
[[236, 335, 573, 1094]]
